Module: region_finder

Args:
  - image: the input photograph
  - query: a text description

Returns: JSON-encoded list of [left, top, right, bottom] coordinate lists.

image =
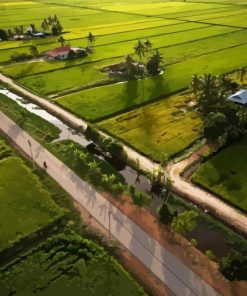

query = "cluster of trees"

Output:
[[124, 39, 164, 78], [0, 26, 25, 40], [190, 74, 246, 145], [41, 15, 63, 35]]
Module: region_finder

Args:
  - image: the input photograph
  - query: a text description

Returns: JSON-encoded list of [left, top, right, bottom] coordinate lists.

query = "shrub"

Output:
[[190, 238, 198, 247], [158, 203, 176, 225], [11, 53, 32, 62], [171, 210, 198, 235], [219, 251, 247, 281], [205, 250, 216, 261]]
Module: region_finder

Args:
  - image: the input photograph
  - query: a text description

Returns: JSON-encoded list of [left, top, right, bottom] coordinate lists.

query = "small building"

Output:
[[227, 89, 247, 106], [46, 46, 71, 60]]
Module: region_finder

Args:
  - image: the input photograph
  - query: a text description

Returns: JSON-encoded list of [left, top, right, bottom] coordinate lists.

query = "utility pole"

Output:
[[28, 139, 35, 169]]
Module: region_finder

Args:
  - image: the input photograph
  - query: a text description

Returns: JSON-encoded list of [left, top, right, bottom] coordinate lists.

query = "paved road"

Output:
[[1, 73, 246, 237], [0, 111, 220, 296]]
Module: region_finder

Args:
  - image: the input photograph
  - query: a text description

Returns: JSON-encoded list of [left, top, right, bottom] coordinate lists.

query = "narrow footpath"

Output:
[[0, 111, 220, 296], [0, 73, 247, 237]]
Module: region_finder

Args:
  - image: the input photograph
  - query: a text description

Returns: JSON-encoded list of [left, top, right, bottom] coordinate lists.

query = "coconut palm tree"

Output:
[[125, 54, 134, 78], [87, 32, 96, 48], [190, 74, 201, 99], [134, 40, 145, 62], [57, 36, 66, 47], [144, 39, 152, 63], [239, 67, 246, 82]]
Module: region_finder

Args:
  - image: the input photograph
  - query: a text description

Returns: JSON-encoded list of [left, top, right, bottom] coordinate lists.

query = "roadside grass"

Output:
[[0, 232, 147, 296], [98, 92, 202, 161], [0, 93, 60, 142], [0, 149, 64, 253], [192, 136, 247, 212], [56, 42, 247, 122]]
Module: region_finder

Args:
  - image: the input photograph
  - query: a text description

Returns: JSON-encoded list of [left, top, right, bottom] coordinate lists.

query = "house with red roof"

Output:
[[46, 46, 71, 60]]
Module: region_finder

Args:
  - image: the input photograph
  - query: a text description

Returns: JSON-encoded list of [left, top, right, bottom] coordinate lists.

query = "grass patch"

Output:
[[0, 93, 60, 142], [192, 136, 247, 212]]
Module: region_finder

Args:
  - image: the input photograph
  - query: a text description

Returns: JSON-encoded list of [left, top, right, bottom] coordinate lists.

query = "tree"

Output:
[[125, 54, 135, 78], [87, 32, 96, 48], [220, 251, 247, 281], [190, 74, 201, 99], [30, 23, 36, 32], [58, 36, 66, 47], [159, 203, 177, 225], [30, 45, 39, 58], [147, 49, 163, 75], [163, 176, 173, 203], [203, 112, 227, 141], [7, 29, 14, 38], [144, 39, 152, 63], [134, 40, 145, 62], [0, 29, 8, 41], [171, 210, 198, 235], [239, 67, 246, 82]]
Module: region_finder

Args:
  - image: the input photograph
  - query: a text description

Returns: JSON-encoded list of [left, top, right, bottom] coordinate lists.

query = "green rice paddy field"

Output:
[[0, 138, 64, 253], [1, 0, 247, 160], [192, 136, 247, 212]]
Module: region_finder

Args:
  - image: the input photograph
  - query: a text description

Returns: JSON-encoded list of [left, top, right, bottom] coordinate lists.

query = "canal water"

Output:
[[0, 88, 232, 258]]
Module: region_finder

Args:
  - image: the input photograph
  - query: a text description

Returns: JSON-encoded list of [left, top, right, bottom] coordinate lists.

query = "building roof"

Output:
[[227, 89, 247, 105], [46, 46, 71, 57]]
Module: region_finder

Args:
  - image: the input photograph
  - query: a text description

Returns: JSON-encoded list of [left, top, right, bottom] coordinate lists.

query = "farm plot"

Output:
[[17, 58, 121, 95], [94, 1, 229, 16], [0, 24, 238, 70], [192, 136, 247, 212], [17, 29, 247, 96], [0, 232, 146, 295], [0, 141, 63, 253], [56, 42, 247, 122], [98, 92, 202, 161]]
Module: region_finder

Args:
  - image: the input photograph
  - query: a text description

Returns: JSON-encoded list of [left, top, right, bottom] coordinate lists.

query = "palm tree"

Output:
[[58, 36, 66, 47], [190, 74, 201, 99], [144, 39, 152, 63], [87, 32, 96, 48], [239, 67, 246, 82], [30, 45, 39, 58], [134, 40, 145, 62], [125, 54, 134, 78], [163, 176, 173, 203]]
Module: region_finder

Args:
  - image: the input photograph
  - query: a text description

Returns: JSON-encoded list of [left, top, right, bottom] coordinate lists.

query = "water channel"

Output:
[[0, 88, 235, 257]]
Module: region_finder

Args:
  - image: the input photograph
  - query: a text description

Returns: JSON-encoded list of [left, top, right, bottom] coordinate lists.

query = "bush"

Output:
[[85, 125, 126, 160], [158, 203, 176, 225], [190, 238, 198, 247], [171, 210, 198, 235], [11, 53, 33, 62], [85, 124, 101, 143], [219, 251, 247, 280], [205, 250, 216, 261]]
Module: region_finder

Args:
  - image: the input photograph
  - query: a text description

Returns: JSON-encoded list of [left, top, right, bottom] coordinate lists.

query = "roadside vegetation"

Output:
[[0, 232, 146, 295]]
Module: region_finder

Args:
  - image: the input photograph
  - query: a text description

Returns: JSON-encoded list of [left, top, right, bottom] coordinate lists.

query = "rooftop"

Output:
[[46, 46, 71, 57], [227, 89, 247, 105]]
